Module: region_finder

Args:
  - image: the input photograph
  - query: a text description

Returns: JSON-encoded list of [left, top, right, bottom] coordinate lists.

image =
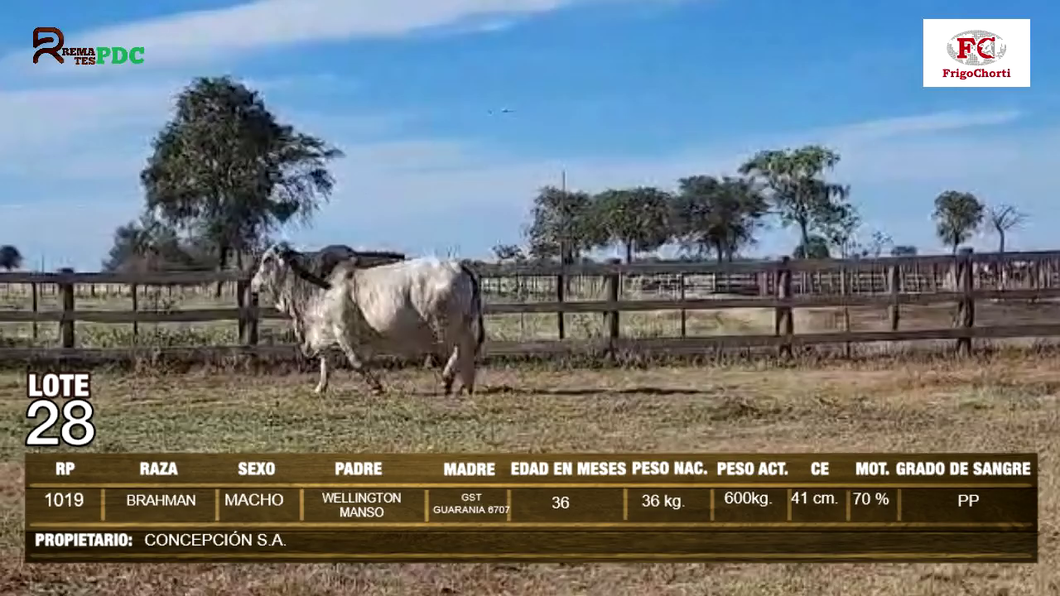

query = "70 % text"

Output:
[[852, 492, 891, 506]]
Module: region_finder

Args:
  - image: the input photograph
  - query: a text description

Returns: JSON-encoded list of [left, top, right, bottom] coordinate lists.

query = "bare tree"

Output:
[[986, 204, 1026, 254], [986, 204, 1026, 292]]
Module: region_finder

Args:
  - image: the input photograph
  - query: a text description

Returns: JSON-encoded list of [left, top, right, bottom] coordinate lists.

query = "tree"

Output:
[[864, 230, 894, 258], [524, 186, 603, 263], [793, 235, 831, 259], [492, 244, 525, 262], [933, 191, 984, 253], [140, 76, 343, 294], [593, 187, 672, 263], [671, 175, 767, 262], [827, 207, 862, 258], [102, 214, 209, 272], [0, 245, 22, 271], [103, 218, 153, 272], [738, 145, 852, 256], [985, 204, 1026, 254], [890, 245, 918, 256], [840, 227, 893, 259]]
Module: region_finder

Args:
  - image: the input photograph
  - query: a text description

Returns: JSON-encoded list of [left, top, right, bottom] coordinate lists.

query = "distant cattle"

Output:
[[250, 243, 484, 396]]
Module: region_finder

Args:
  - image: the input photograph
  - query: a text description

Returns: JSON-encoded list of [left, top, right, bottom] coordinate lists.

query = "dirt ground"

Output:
[[1, 354, 1056, 595]]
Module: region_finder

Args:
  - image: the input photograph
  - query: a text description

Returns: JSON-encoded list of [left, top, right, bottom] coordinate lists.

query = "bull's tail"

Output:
[[460, 262, 486, 355]]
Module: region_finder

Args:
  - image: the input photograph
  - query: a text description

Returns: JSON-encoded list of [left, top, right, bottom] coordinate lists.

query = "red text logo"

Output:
[[947, 30, 1007, 66]]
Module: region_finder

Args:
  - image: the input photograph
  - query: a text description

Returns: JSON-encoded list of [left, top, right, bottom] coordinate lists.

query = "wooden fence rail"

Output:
[[3, 248, 1060, 361]]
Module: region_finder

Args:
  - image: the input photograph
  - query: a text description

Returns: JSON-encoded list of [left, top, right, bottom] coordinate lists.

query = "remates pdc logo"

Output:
[[947, 30, 1007, 66]]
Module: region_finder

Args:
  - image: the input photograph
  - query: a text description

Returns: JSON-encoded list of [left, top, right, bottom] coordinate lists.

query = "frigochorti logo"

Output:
[[32, 26, 144, 66], [923, 19, 1028, 88], [942, 29, 1009, 81]]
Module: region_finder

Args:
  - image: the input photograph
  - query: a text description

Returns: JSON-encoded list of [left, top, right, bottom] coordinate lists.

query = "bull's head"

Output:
[[251, 242, 297, 295], [251, 242, 332, 296]]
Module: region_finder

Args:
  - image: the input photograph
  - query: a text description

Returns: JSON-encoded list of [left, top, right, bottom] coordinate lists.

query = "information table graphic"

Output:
[[24, 453, 1037, 563]]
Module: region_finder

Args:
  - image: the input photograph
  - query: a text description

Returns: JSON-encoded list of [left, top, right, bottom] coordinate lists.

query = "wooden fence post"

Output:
[[774, 257, 793, 359], [888, 264, 901, 331], [556, 269, 566, 341], [679, 273, 687, 338], [236, 279, 247, 341], [31, 282, 39, 341], [605, 259, 621, 346], [955, 248, 975, 355], [758, 271, 770, 297], [248, 291, 259, 346], [130, 283, 139, 338], [237, 279, 260, 346], [840, 267, 851, 358], [58, 268, 75, 349]]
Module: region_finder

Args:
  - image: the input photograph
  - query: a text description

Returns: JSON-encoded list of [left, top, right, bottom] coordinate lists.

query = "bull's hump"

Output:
[[396, 257, 458, 273]]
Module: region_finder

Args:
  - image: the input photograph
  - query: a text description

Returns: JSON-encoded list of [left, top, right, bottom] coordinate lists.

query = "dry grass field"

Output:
[[1, 351, 1057, 595]]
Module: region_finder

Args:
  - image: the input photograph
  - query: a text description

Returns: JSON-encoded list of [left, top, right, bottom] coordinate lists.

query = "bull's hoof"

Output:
[[369, 386, 385, 396], [313, 385, 328, 395], [442, 377, 454, 396]]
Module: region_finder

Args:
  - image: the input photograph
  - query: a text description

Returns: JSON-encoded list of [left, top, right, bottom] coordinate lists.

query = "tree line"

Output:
[[0, 76, 1030, 275], [496, 156, 1027, 265]]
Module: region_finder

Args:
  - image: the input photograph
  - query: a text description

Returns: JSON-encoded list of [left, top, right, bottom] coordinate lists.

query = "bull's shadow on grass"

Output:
[[473, 383, 707, 397]]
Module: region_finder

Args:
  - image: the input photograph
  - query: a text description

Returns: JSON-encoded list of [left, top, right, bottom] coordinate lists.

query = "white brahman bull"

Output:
[[250, 243, 484, 395]]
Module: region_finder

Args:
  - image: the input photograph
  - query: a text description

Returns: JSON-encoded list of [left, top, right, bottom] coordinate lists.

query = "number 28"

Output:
[[25, 399, 95, 447]]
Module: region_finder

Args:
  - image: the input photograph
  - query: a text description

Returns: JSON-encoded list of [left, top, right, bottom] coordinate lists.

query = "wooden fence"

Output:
[[3, 248, 1060, 361]]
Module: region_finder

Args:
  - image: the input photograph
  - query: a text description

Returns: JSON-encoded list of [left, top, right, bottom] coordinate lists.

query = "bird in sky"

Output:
[[488, 108, 514, 115]]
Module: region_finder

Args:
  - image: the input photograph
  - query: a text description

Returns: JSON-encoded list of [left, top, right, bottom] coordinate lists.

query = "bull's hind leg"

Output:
[[456, 336, 478, 396], [441, 344, 459, 395], [314, 354, 330, 394], [433, 314, 459, 395], [333, 333, 384, 395]]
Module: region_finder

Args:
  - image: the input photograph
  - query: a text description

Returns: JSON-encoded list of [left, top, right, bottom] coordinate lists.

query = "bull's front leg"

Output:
[[333, 332, 384, 395]]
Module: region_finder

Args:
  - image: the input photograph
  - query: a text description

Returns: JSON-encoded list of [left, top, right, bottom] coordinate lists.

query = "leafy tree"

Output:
[[671, 175, 767, 262], [103, 217, 156, 272], [793, 235, 831, 259], [141, 76, 343, 293], [0, 245, 22, 271], [826, 207, 863, 258], [593, 186, 672, 263], [102, 215, 212, 272], [891, 245, 918, 256], [524, 186, 603, 263], [738, 145, 851, 256], [492, 244, 525, 262], [985, 204, 1026, 254], [933, 191, 984, 253]]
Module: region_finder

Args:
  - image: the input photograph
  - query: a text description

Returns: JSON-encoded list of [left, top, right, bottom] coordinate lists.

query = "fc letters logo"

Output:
[[948, 30, 1006, 65], [31, 26, 144, 66]]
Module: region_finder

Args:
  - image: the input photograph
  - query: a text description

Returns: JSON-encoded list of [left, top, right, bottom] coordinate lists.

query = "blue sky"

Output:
[[0, 0, 1055, 270]]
